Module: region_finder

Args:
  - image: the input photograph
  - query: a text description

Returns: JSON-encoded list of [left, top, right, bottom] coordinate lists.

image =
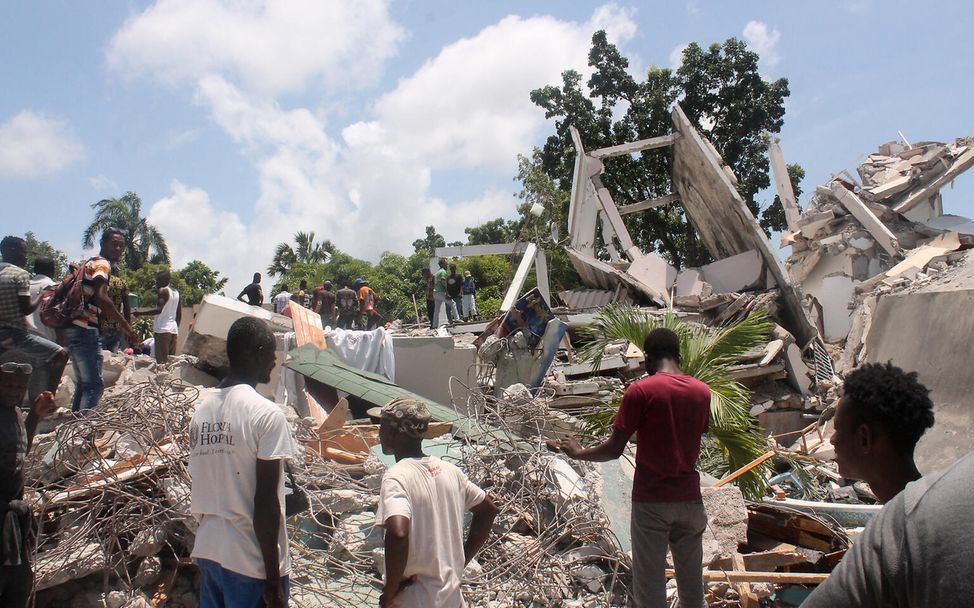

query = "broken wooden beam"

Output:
[[667, 570, 829, 584], [617, 193, 679, 215], [590, 132, 679, 159]]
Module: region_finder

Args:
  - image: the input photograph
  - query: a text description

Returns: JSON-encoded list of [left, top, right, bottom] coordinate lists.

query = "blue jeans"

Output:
[[65, 327, 103, 413], [100, 329, 124, 353], [197, 559, 289, 608], [0, 326, 64, 403]]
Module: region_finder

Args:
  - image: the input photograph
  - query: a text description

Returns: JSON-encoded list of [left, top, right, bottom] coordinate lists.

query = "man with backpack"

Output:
[[62, 229, 138, 413], [0, 237, 68, 404]]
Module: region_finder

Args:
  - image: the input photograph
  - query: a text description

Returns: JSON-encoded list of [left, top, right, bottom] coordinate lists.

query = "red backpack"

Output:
[[39, 262, 89, 328]]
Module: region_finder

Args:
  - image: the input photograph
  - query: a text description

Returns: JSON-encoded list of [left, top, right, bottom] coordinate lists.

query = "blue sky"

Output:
[[2, 0, 973, 295]]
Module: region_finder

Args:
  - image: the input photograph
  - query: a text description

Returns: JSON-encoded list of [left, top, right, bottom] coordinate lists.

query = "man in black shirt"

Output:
[[0, 353, 53, 607], [237, 273, 264, 306], [445, 265, 462, 323]]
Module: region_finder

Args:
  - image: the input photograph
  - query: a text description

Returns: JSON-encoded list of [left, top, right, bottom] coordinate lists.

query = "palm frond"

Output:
[[577, 303, 773, 499]]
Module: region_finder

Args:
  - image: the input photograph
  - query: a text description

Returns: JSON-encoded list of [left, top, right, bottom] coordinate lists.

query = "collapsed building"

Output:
[[19, 106, 974, 607]]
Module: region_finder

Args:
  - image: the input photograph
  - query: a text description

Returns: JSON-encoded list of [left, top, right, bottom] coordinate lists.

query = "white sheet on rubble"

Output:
[[325, 326, 396, 382]]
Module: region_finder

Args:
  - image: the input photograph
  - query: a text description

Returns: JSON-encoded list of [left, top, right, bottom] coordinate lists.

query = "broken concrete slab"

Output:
[[829, 182, 899, 256], [701, 250, 764, 294]]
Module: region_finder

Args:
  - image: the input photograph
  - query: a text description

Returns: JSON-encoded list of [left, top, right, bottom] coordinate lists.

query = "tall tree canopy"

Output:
[[530, 32, 798, 268], [23, 231, 69, 278], [82, 192, 170, 271], [268, 231, 336, 277]]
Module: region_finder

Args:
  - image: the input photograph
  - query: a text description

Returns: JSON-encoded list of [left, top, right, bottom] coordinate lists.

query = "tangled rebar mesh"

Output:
[[25, 367, 631, 607]]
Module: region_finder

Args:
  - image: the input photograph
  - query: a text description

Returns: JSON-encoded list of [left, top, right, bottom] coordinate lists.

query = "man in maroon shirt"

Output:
[[549, 328, 710, 608]]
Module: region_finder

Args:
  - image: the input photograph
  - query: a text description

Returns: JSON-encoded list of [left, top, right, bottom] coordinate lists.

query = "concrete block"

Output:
[[820, 274, 856, 342], [184, 294, 291, 372], [674, 268, 705, 297], [702, 486, 748, 565], [701, 250, 764, 294], [393, 336, 479, 415], [625, 251, 676, 300]]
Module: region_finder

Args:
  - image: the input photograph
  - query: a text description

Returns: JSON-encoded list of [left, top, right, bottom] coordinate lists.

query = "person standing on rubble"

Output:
[[25, 257, 57, 344], [828, 362, 935, 503], [445, 265, 462, 323], [549, 328, 710, 608], [356, 279, 381, 330], [376, 398, 498, 608], [0, 238, 68, 405], [336, 284, 358, 329], [421, 269, 435, 329], [237, 272, 264, 307], [133, 269, 181, 364], [189, 317, 293, 608], [460, 270, 477, 320], [68, 228, 139, 414], [312, 281, 336, 328], [0, 353, 54, 608], [431, 260, 449, 327], [272, 284, 292, 315]]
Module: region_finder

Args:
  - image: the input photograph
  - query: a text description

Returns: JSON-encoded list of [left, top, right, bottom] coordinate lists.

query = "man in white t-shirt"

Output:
[[376, 399, 498, 608], [273, 285, 292, 315], [25, 257, 57, 343], [189, 317, 293, 608]]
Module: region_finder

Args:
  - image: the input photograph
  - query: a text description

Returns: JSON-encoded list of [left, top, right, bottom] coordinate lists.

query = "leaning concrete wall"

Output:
[[392, 336, 479, 416], [865, 288, 974, 473]]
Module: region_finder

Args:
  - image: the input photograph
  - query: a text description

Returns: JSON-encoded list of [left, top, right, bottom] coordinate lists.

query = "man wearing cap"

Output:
[[0, 353, 54, 607], [377, 399, 498, 607], [460, 271, 477, 320]]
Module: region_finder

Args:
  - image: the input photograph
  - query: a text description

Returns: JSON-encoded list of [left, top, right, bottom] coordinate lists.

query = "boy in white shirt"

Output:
[[189, 317, 293, 608], [376, 399, 498, 608]]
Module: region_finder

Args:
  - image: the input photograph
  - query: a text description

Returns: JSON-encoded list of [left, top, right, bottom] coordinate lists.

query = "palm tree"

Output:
[[82, 192, 170, 271], [267, 231, 336, 276], [577, 305, 773, 499]]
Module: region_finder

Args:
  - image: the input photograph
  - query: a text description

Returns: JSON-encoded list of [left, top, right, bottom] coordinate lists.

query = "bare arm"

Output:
[[464, 496, 498, 565], [382, 515, 411, 606], [549, 427, 630, 462], [254, 458, 285, 608]]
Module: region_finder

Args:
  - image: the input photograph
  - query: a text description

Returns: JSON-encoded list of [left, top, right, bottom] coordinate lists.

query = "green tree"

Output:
[[82, 192, 170, 271], [578, 305, 773, 499], [178, 259, 229, 306], [23, 231, 69, 278], [464, 218, 522, 245], [412, 226, 446, 255], [530, 32, 796, 268], [268, 231, 335, 277], [121, 263, 190, 308]]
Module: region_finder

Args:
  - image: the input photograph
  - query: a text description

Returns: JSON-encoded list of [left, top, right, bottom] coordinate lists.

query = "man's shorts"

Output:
[[196, 559, 289, 608], [0, 326, 62, 363]]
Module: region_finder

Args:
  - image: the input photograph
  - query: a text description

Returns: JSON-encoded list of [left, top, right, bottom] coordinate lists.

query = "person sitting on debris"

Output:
[[461, 270, 477, 320], [189, 317, 293, 608], [445, 265, 462, 323], [828, 361, 934, 503], [376, 398, 498, 608], [272, 284, 292, 315], [548, 328, 711, 608], [432, 260, 449, 328], [133, 269, 181, 364], [25, 257, 57, 344], [336, 283, 358, 330], [237, 272, 264, 306], [802, 448, 974, 607], [0, 237, 69, 406], [68, 228, 139, 414], [312, 281, 336, 328], [0, 353, 54, 608]]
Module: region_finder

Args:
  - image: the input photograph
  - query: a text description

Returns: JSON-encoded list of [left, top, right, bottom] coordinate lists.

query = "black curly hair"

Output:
[[643, 328, 681, 362], [843, 362, 934, 456]]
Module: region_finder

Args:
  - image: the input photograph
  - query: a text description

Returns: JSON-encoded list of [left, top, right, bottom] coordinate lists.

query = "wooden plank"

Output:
[[768, 139, 802, 232], [590, 132, 679, 159], [732, 553, 760, 608], [829, 183, 899, 256], [617, 193, 679, 215], [668, 570, 829, 584], [714, 451, 775, 487], [289, 300, 326, 350]]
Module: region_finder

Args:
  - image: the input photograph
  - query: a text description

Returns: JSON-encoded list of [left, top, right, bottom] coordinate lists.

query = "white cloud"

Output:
[[743, 20, 781, 69], [165, 129, 198, 150], [345, 5, 638, 173], [0, 110, 85, 179], [112, 3, 638, 293], [88, 174, 120, 192], [107, 0, 405, 96], [669, 43, 689, 70]]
